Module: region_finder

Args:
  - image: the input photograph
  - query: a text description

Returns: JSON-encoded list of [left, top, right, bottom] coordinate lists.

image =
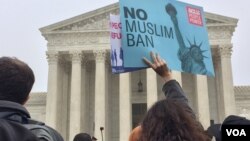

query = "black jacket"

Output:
[[0, 100, 63, 141], [0, 119, 39, 141], [162, 80, 189, 103], [162, 80, 194, 115]]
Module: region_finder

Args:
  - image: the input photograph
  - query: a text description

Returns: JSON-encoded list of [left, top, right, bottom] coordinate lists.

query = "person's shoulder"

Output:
[[0, 119, 38, 141], [45, 125, 64, 141], [129, 126, 142, 141], [26, 119, 64, 141]]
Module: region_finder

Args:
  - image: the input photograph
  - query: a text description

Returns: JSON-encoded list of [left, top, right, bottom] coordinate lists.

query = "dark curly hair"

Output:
[[0, 57, 35, 104], [139, 99, 210, 141]]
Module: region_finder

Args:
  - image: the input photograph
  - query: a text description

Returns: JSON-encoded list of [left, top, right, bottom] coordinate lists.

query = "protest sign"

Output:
[[119, 0, 214, 76], [109, 14, 146, 73]]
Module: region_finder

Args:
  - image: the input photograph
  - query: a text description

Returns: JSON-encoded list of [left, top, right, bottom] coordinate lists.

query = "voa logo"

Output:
[[226, 129, 246, 136]]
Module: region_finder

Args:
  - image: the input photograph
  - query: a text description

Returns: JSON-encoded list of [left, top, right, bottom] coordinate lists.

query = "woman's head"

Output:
[[139, 99, 209, 141]]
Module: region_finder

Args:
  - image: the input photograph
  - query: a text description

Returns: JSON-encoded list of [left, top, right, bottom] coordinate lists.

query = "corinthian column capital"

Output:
[[70, 51, 83, 63], [93, 50, 106, 62], [219, 44, 233, 58], [46, 51, 59, 64]]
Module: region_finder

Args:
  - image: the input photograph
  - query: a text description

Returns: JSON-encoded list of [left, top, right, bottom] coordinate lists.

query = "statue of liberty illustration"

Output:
[[165, 3, 210, 75]]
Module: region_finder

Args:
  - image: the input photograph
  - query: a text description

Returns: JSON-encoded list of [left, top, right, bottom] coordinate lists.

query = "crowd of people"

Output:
[[0, 52, 248, 141]]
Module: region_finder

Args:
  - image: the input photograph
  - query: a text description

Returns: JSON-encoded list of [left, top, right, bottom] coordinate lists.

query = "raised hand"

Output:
[[143, 52, 173, 82]]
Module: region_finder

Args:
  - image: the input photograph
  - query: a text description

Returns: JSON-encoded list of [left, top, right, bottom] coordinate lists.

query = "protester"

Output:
[[0, 57, 63, 141], [0, 119, 39, 141], [73, 133, 92, 141], [206, 115, 250, 141], [129, 52, 210, 141]]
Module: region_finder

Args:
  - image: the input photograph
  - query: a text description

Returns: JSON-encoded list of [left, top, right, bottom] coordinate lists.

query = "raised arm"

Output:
[[143, 52, 191, 109]]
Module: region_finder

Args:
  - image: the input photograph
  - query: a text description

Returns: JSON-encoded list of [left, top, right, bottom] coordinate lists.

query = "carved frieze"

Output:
[[54, 12, 112, 32], [206, 18, 224, 24], [207, 27, 233, 40], [46, 32, 110, 47]]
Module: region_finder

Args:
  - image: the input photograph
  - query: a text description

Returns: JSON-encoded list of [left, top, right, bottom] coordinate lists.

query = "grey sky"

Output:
[[0, 0, 249, 92]]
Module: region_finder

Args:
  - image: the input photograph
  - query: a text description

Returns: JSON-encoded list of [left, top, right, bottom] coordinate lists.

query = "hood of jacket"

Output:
[[0, 100, 30, 123]]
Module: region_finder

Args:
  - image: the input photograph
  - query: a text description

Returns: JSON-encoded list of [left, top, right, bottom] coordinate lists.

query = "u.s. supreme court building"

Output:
[[26, 3, 250, 141]]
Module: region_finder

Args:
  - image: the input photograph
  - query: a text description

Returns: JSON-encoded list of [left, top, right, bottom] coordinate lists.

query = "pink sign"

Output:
[[187, 6, 203, 26]]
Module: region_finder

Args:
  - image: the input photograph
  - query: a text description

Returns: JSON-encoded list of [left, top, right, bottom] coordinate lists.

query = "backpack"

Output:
[[23, 119, 61, 141], [23, 124, 54, 141], [0, 119, 39, 141]]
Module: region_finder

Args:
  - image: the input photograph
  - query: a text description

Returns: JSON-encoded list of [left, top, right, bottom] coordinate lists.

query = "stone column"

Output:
[[60, 61, 70, 140], [146, 69, 158, 109], [119, 73, 132, 141], [195, 75, 210, 129], [172, 71, 182, 86], [94, 50, 107, 141], [214, 52, 225, 122], [105, 60, 110, 141], [81, 59, 88, 133], [55, 58, 67, 136], [69, 51, 82, 141], [218, 45, 236, 117], [46, 51, 60, 129]]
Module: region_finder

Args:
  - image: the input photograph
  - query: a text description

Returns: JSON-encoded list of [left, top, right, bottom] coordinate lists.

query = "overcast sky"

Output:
[[0, 0, 249, 92]]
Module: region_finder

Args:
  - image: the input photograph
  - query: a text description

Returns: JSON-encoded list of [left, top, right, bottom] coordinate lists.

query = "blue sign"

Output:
[[119, 0, 214, 76]]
